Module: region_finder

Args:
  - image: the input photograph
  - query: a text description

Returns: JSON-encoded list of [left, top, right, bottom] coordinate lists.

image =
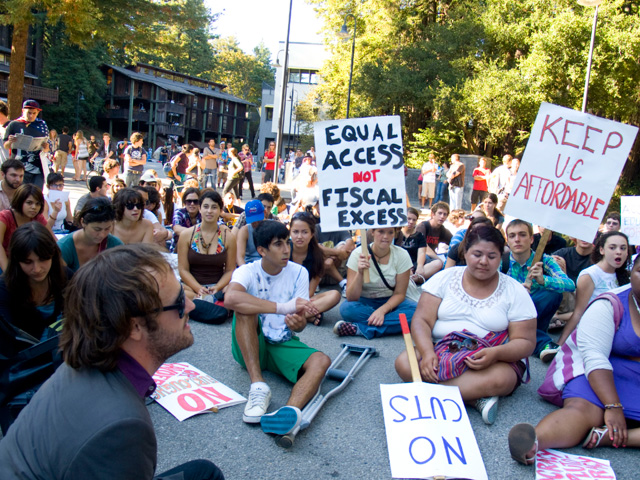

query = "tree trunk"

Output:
[[8, 20, 29, 119]]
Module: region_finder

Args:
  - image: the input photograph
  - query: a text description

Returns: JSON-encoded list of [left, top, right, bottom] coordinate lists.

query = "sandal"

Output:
[[582, 425, 608, 449], [509, 423, 538, 465], [311, 313, 323, 326]]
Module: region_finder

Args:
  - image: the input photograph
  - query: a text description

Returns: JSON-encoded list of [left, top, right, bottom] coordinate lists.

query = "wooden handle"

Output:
[[400, 314, 421, 383], [523, 229, 551, 289], [362, 228, 370, 283]]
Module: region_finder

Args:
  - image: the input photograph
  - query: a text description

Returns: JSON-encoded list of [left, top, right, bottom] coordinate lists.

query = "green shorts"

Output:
[[231, 313, 317, 384]]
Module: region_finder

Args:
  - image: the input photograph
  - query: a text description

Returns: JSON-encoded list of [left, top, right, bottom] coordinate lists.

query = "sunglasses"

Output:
[[161, 284, 186, 318], [125, 202, 144, 210], [185, 199, 199, 205], [447, 338, 478, 353]]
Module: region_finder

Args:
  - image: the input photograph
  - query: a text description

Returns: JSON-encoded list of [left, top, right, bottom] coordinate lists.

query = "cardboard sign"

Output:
[[380, 382, 487, 480], [621, 196, 640, 244], [151, 362, 246, 422], [314, 115, 407, 232], [535, 449, 615, 480], [505, 103, 638, 242]]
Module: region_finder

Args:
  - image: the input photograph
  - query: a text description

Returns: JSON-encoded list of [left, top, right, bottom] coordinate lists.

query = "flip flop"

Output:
[[582, 425, 608, 449], [311, 313, 323, 326], [509, 423, 538, 465]]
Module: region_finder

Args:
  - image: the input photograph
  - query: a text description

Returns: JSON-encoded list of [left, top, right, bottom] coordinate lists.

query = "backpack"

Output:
[[537, 292, 624, 406]]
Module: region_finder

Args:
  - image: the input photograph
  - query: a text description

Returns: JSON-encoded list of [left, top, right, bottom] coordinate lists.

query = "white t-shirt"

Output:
[[347, 244, 413, 299], [143, 209, 160, 224], [424, 267, 536, 341], [578, 264, 618, 303], [231, 260, 309, 343]]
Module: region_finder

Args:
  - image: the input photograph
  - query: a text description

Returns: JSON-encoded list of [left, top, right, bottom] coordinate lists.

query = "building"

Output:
[[257, 41, 329, 160], [0, 25, 59, 105], [98, 63, 253, 150]]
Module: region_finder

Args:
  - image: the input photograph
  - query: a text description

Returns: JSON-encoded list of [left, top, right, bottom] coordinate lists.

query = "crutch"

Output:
[[276, 343, 379, 448]]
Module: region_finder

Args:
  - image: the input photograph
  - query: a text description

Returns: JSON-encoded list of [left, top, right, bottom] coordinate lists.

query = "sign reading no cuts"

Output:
[[314, 115, 407, 232]]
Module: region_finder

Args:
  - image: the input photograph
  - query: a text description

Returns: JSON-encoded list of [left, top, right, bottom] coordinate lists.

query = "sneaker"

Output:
[[475, 396, 499, 425], [260, 406, 302, 435], [340, 282, 347, 298], [333, 320, 358, 337], [243, 383, 272, 424], [539, 342, 560, 363]]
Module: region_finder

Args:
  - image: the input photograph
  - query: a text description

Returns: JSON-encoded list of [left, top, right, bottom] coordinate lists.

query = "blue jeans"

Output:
[[339, 297, 418, 339], [448, 185, 463, 209], [530, 289, 563, 355], [203, 168, 217, 188], [434, 182, 446, 204]]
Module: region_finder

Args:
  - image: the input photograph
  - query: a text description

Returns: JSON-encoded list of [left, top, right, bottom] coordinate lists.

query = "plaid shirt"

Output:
[[171, 208, 201, 251], [507, 251, 575, 294]]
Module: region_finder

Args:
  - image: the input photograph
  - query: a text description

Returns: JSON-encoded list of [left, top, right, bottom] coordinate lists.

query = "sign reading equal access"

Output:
[[314, 115, 407, 232], [505, 102, 638, 241]]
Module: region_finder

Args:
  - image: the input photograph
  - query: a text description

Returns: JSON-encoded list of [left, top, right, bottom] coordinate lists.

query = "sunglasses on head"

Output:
[[161, 284, 186, 318], [125, 202, 144, 210], [185, 199, 199, 205], [447, 338, 478, 353]]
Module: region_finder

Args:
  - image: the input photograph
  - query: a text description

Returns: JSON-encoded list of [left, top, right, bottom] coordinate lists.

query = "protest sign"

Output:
[[621, 196, 640, 244], [380, 382, 487, 480], [535, 449, 615, 480], [314, 116, 407, 232], [151, 362, 246, 422], [505, 102, 638, 242]]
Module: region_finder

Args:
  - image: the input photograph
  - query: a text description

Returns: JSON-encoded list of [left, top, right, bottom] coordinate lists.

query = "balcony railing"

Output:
[[0, 80, 59, 104], [155, 123, 185, 136], [99, 108, 149, 122]]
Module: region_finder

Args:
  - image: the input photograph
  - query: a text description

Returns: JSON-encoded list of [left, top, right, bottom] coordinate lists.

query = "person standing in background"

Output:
[[239, 144, 255, 198], [471, 157, 491, 211], [54, 127, 72, 176], [447, 154, 465, 210]]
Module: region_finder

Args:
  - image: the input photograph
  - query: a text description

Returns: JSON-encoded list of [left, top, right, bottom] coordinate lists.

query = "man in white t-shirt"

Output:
[[225, 221, 331, 437]]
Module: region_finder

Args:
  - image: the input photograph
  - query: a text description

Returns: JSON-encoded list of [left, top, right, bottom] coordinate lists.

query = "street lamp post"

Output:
[[287, 88, 298, 153], [578, 0, 603, 113], [275, 0, 293, 185], [338, 14, 357, 119]]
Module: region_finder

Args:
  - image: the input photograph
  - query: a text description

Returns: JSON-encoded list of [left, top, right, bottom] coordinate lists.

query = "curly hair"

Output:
[[60, 244, 168, 371]]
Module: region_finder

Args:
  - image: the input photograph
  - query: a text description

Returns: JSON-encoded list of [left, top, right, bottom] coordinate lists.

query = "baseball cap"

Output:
[[140, 171, 158, 183], [22, 99, 41, 111], [245, 199, 265, 224]]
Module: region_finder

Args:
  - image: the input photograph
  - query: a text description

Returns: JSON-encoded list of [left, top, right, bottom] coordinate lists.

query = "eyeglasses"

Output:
[[161, 284, 186, 318], [49, 183, 64, 190], [447, 338, 478, 353], [185, 199, 199, 205], [125, 202, 144, 210]]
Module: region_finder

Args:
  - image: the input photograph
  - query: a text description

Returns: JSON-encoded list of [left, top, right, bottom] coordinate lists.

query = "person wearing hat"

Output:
[[235, 195, 274, 266], [3, 100, 49, 189]]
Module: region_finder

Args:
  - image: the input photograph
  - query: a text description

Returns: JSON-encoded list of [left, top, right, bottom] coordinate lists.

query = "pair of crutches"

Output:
[[275, 343, 379, 448]]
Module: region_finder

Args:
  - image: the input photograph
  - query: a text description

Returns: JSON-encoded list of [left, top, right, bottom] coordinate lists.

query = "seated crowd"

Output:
[[0, 130, 637, 479]]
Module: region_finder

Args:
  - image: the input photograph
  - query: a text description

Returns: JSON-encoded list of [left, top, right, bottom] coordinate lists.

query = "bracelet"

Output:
[[604, 403, 624, 410]]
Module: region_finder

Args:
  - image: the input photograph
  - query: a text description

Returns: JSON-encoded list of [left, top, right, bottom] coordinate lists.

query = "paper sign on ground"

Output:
[[314, 115, 407, 232], [380, 382, 488, 480], [621, 196, 640, 244], [151, 362, 246, 422], [505, 102, 638, 242], [535, 449, 615, 480]]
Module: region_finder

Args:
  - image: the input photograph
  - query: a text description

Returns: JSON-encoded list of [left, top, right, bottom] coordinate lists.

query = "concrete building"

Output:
[[256, 41, 329, 160]]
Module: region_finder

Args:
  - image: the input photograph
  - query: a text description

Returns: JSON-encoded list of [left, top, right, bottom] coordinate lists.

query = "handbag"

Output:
[[537, 292, 623, 406], [368, 244, 421, 303], [434, 329, 509, 381]]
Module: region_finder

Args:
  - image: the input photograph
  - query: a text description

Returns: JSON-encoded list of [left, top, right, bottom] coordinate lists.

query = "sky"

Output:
[[205, 0, 325, 59]]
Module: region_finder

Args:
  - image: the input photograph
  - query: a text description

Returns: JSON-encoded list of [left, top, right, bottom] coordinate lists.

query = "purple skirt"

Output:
[[563, 355, 640, 421]]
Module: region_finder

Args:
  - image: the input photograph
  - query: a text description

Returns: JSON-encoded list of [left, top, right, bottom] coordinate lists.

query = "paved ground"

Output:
[[4, 161, 637, 479]]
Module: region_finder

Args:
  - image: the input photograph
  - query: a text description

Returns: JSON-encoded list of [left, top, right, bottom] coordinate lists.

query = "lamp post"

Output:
[[287, 88, 298, 153], [338, 14, 357, 119], [578, 0, 602, 113], [75, 91, 85, 131], [275, 0, 293, 186]]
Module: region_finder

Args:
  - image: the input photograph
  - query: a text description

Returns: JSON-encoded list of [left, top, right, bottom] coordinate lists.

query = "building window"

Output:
[[265, 107, 273, 121], [0, 53, 9, 66], [289, 69, 318, 84]]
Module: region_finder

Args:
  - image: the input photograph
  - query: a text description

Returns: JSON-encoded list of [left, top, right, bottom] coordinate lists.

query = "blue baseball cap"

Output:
[[245, 200, 265, 224]]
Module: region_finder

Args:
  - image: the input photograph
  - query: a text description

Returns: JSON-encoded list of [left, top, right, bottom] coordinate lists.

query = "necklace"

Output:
[[372, 246, 391, 261], [200, 226, 218, 250]]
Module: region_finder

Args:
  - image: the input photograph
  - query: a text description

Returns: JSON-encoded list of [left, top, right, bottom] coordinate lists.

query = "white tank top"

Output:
[[579, 264, 618, 303]]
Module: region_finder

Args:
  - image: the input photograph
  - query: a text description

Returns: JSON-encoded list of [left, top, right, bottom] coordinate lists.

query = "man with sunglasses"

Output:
[[0, 244, 224, 480], [226, 221, 331, 436]]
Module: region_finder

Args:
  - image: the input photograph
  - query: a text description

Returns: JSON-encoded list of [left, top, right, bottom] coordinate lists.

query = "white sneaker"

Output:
[[243, 383, 271, 423], [475, 396, 499, 425]]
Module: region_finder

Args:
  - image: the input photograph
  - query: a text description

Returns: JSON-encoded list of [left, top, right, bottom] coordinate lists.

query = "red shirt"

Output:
[[0, 209, 48, 251], [472, 167, 491, 191], [264, 151, 276, 171]]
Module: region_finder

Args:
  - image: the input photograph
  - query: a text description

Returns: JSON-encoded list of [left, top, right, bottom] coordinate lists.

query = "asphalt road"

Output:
[[2, 160, 636, 479]]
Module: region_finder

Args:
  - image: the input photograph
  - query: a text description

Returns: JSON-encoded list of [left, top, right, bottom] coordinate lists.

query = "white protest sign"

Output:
[[505, 102, 638, 242], [380, 382, 487, 480], [314, 115, 407, 232], [621, 196, 640, 244], [535, 449, 615, 480], [151, 362, 246, 422]]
